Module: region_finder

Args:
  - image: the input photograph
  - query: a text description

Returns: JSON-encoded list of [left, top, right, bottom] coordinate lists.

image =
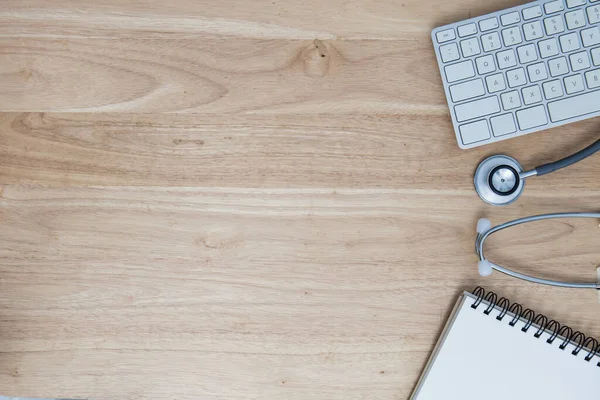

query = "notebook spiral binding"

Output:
[[470, 287, 600, 367]]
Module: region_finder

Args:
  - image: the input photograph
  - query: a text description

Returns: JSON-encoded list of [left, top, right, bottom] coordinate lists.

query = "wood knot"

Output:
[[302, 39, 330, 77]]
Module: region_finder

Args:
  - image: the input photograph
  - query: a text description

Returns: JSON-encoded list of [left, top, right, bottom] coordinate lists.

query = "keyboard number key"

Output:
[[527, 62, 549, 82], [523, 5, 543, 20], [507, 67, 527, 87], [559, 32, 581, 52], [486, 73, 507, 93], [440, 42, 460, 63], [502, 27, 523, 46], [548, 57, 569, 76], [565, 10, 586, 30], [460, 38, 481, 57], [501, 90, 522, 110], [544, 17, 565, 35], [585, 69, 600, 89], [475, 55, 496, 74], [481, 32, 502, 52], [569, 51, 591, 71], [459, 120, 491, 145], [581, 27, 600, 47], [517, 44, 538, 64], [444, 60, 476, 83], [497, 49, 517, 69], [479, 17, 499, 32], [542, 80, 564, 99], [436, 29, 456, 43], [523, 21, 544, 41], [516, 105, 548, 130], [588, 5, 600, 24], [564, 74, 585, 94], [490, 113, 517, 136], [521, 85, 543, 105]]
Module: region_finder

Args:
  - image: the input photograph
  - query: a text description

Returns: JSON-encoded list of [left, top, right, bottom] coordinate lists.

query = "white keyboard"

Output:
[[432, 0, 600, 149]]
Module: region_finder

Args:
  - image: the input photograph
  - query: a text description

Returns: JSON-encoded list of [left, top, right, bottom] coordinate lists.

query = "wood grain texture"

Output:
[[1, 0, 600, 399], [1, 37, 445, 113], [1, 113, 599, 188], [1, 0, 524, 39], [0, 186, 599, 399]]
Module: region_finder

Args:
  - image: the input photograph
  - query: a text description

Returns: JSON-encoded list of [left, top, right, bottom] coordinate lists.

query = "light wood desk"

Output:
[[0, 0, 599, 398]]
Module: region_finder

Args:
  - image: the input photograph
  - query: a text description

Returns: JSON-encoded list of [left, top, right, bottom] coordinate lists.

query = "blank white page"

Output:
[[411, 292, 600, 400]]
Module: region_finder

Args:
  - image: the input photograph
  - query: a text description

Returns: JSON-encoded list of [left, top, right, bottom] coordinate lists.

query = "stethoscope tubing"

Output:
[[476, 212, 600, 290]]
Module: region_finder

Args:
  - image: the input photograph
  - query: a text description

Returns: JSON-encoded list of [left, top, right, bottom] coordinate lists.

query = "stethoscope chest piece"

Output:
[[474, 155, 524, 206]]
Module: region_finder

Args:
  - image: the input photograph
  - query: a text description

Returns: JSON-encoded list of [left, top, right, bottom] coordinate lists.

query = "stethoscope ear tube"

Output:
[[534, 138, 600, 176], [475, 213, 600, 290]]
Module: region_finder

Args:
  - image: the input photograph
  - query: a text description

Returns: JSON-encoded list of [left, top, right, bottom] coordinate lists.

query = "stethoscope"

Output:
[[475, 213, 600, 290], [472, 138, 600, 290], [474, 138, 600, 206]]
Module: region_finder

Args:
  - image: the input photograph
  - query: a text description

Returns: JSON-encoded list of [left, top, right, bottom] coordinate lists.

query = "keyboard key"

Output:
[[479, 17, 499, 32], [459, 119, 491, 145], [566, 0, 586, 8], [565, 10, 586, 30], [543, 79, 564, 99], [481, 32, 502, 52], [502, 27, 523, 46], [440, 43, 461, 62], [454, 96, 501, 122], [544, 1, 564, 14], [564, 74, 585, 93], [581, 27, 600, 47], [501, 90, 522, 110], [501, 12, 521, 26], [516, 105, 548, 130], [450, 78, 485, 102], [444, 60, 475, 82], [527, 62, 549, 82], [544, 16, 565, 35], [436, 29, 456, 43], [458, 23, 477, 37], [523, 21, 544, 41], [476, 55, 496, 74], [588, 5, 600, 24], [497, 49, 517, 69], [523, 5, 543, 20], [460, 37, 481, 57], [485, 73, 507, 93], [593, 48, 600, 65], [548, 90, 600, 122], [539, 38, 559, 58], [490, 113, 517, 136], [549, 56, 569, 76], [522, 85, 543, 105], [570, 51, 591, 71], [517, 44, 538, 64], [585, 69, 600, 89], [560, 32, 581, 52], [507, 67, 527, 87]]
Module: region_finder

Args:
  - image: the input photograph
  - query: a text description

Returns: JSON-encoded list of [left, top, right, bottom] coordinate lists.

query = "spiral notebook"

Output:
[[411, 287, 600, 400]]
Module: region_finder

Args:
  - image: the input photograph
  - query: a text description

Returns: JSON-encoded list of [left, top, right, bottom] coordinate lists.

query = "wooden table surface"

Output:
[[1, 0, 599, 398]]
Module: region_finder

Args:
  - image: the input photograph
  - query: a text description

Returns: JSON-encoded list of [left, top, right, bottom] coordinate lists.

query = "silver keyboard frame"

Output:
[[432, 0, 600, 149]]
